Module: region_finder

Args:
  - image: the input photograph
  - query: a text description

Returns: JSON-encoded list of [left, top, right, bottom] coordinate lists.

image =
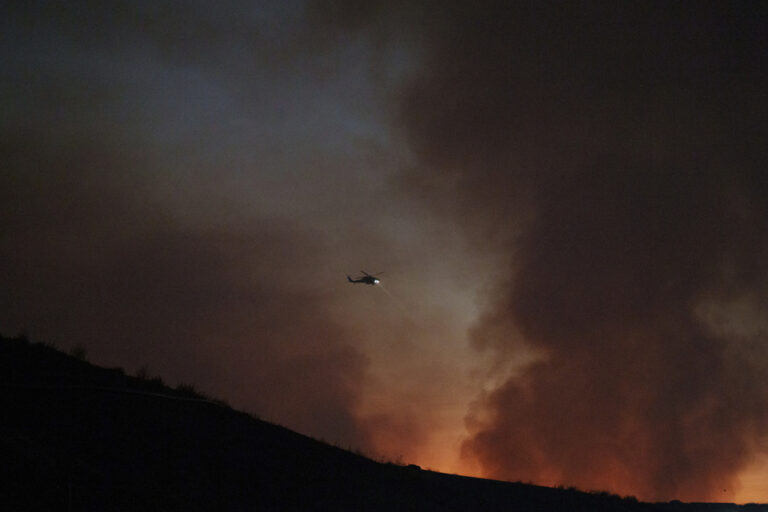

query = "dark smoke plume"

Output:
[[396, 1, 768, 501]]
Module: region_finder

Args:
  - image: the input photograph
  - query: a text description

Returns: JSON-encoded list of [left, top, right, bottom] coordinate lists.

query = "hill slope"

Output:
[[1, 334, 765, 511]]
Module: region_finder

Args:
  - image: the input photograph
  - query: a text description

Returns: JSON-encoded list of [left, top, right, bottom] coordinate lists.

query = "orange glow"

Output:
[[734, 456, 768, 504]]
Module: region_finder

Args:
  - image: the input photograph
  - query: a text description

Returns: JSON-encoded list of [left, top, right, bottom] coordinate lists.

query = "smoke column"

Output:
[[393, 1, 768, 501]]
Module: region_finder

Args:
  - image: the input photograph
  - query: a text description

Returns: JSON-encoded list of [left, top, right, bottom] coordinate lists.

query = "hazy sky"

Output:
[[2, 1, 767, 503]]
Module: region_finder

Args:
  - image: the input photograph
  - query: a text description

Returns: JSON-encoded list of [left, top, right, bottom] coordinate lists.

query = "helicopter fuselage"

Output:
[[347, 275, 380, 285]]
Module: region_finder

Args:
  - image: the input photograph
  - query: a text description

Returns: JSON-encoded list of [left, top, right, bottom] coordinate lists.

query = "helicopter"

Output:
[[347, 271, 383, 285]]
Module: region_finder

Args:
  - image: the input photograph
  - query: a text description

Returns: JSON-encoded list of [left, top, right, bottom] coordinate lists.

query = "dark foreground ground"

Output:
[[1, 334, 766, 511]]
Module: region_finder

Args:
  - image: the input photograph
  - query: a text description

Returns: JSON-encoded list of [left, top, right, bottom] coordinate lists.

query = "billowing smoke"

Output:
[[5, 1, 768, 499], [395, 1, 768, 501]]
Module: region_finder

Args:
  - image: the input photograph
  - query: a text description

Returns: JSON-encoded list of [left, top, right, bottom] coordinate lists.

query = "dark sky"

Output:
[[2, 1, 767, 502]]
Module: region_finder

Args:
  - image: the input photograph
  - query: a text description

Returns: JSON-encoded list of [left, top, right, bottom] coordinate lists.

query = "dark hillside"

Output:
[[1, 334, 765, 511]]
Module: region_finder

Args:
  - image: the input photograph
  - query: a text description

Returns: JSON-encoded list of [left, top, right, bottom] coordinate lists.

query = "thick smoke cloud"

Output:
[[5, 1, 768, 498], [395, 1, 768, 501]]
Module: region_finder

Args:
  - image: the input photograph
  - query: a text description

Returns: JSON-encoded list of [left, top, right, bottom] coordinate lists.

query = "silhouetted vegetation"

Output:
[[175, 382, 206, 399], [68, 344, 87, 361], [135, 364, 151, 380], [1, 333, 766, 511]]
